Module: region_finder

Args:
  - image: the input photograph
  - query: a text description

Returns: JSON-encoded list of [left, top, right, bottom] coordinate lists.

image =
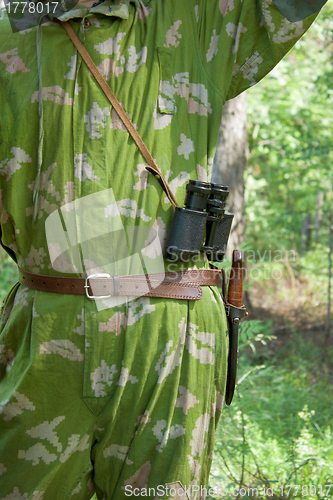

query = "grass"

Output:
[[209, 330, 333, 499]]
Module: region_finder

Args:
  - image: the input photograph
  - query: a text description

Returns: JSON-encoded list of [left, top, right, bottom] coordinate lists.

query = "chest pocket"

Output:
[[157, 47, 176, 115]]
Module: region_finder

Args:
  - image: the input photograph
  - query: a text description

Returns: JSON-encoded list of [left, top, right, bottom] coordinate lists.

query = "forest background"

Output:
[[0, 4, 332, 499]]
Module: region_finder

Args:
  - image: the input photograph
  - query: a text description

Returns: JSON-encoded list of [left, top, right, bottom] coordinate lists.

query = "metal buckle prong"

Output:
[[84, 273, 112, 300]]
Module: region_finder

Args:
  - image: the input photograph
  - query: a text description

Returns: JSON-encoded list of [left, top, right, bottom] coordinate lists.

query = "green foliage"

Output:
[[246, 4, 333, 254], [209, 331, 333, 500], [295, 243, 331, 307], [238, 318, 274, 351]]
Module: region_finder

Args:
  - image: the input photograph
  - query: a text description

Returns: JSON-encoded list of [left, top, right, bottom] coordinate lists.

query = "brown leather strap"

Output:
[[60, 20, 178, 210], [18, 268, 221, 301]]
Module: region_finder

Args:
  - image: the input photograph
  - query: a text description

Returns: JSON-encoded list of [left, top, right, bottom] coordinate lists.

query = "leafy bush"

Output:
[[209, 329, 333, 500], [246, 5, 333, 255]]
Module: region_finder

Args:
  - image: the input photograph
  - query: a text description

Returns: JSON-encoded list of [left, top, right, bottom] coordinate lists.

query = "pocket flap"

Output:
[[157, 47, 176, 115]]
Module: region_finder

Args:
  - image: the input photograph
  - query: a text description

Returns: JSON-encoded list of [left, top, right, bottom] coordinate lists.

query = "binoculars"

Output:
[[165, 180, 234, 262]]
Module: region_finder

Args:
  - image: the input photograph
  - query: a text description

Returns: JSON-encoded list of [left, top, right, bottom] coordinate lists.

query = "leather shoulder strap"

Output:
[[61, 20, 178, 209]]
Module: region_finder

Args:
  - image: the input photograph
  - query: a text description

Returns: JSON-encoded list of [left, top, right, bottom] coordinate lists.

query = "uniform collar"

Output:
[[52, 0, 150, 21], [5, 0, 152, 31]]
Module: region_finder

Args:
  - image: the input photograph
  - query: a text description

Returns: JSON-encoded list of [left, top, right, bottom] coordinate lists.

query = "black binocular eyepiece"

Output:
[[184, 180, 212, 211], [165, 180, 234, 262]]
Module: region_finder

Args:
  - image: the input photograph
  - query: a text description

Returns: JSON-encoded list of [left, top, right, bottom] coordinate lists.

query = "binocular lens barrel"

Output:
[[204, 211, 234, 262], [204, 183, 229, 249], [184, 180, 212, 211], [165, 207, 208, 261], [165, 180, 233, 262], [210, 183, 229, 202]]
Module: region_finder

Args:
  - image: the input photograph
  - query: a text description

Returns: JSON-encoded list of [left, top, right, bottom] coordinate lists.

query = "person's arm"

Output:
[[193, 0, 328, 101]]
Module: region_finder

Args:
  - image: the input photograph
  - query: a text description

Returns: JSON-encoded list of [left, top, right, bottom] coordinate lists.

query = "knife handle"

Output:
[[227, 250, 243, 308]]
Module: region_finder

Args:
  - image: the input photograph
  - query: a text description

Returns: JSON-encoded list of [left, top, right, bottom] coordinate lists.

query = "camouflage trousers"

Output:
[[0, 282, 228, 499]]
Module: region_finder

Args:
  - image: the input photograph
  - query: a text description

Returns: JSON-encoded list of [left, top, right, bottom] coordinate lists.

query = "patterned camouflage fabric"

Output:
[[0, 1, 326, 499]]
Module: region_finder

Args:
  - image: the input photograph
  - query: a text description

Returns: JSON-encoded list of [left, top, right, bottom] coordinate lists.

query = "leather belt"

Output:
[[18, 268, 221, 301]]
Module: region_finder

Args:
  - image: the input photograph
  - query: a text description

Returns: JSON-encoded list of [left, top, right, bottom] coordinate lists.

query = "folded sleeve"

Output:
[[272, 0, 327, 22], [195, 0, 328, 101]]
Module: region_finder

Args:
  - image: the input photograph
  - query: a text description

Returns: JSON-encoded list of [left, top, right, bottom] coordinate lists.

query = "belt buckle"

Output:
[[84, 273, 112, 300]]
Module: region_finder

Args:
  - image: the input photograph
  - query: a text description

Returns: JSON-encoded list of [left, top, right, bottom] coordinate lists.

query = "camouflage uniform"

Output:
[[0, 1, 326, 499]]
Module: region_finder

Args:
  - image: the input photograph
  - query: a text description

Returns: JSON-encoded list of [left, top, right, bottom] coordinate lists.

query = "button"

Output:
[[83, 17, 90, 29]]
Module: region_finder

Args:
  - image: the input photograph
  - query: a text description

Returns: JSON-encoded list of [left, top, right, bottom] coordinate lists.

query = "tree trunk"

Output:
[[326, 210, 332, 341], [314, 191, 324, 243], [301, 214, 312, 255], [212, 92, 247, 255]]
